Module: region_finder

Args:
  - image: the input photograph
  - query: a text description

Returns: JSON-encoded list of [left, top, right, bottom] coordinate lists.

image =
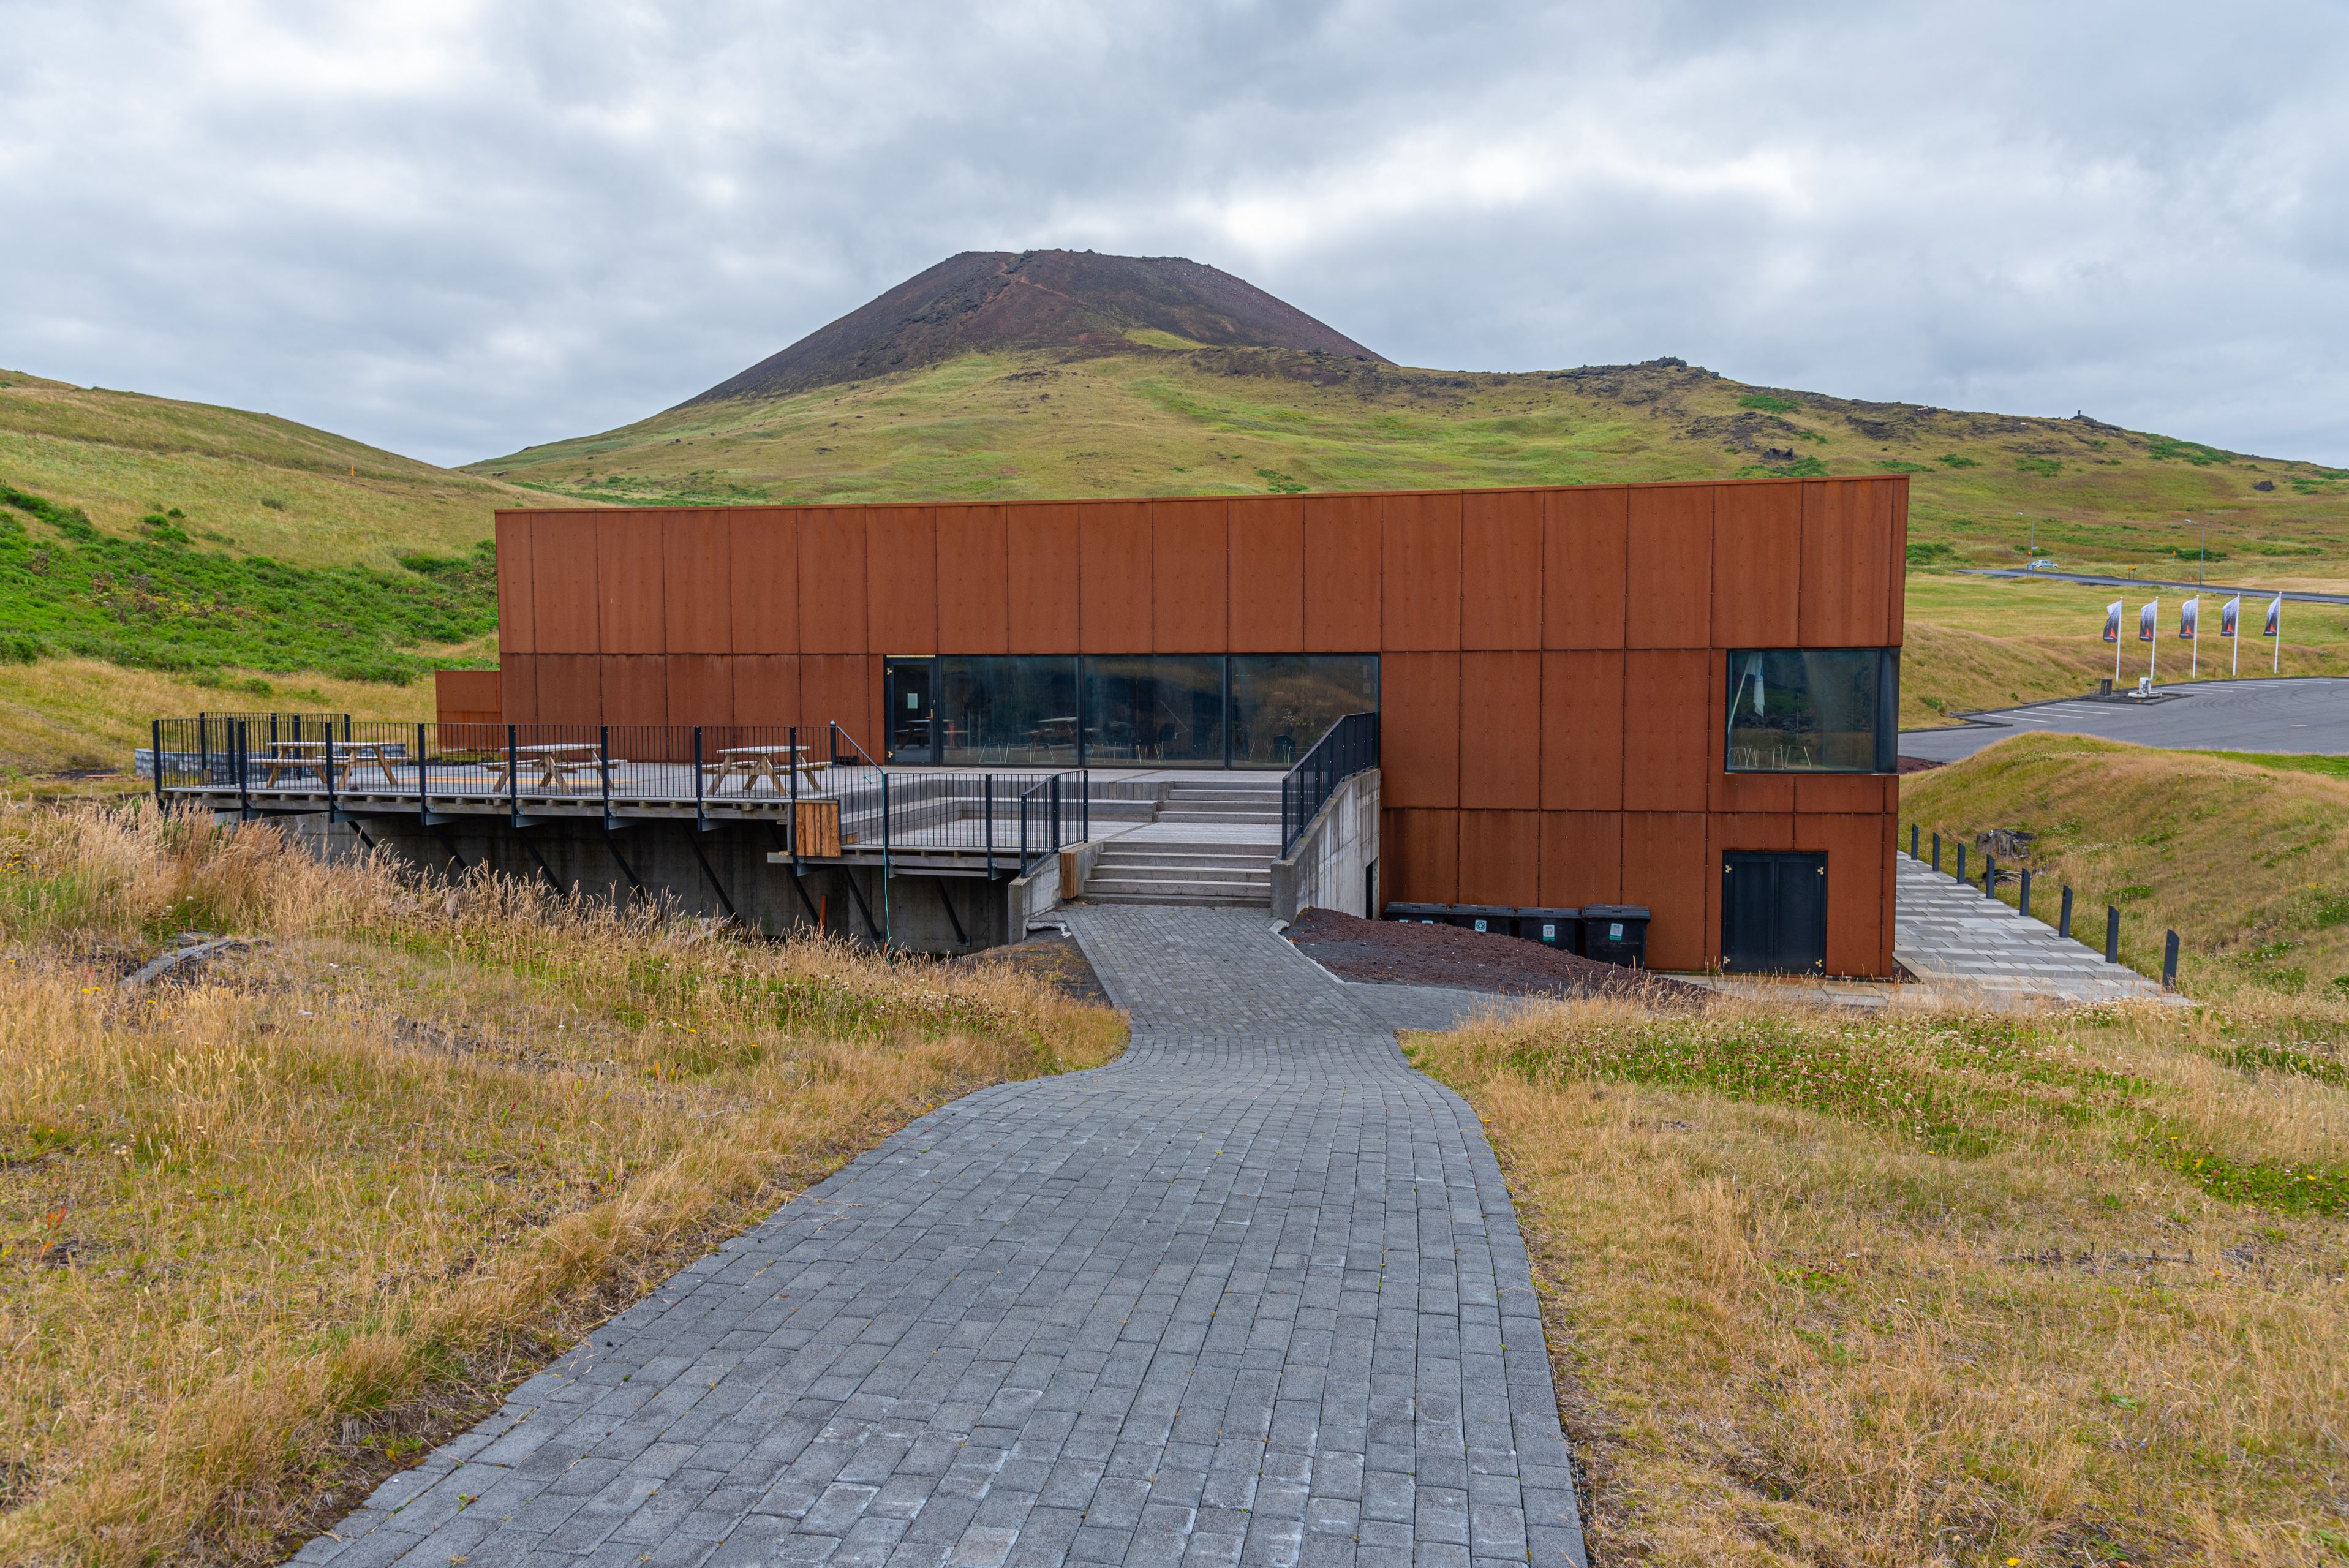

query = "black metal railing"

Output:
[[1280, 710, 1378, 855], [1017, 771, 1089, 876]]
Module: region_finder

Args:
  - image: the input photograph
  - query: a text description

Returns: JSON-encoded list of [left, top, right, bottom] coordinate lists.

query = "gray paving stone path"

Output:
[[297, 905, 1587, 1568], [1893, 855, 2167, 1002]]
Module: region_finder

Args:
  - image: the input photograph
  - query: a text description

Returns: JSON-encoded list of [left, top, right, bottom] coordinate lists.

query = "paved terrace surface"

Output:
[[298, 906, 1587, 1568], [1893, 856, 2168, 1003], [1898, 676, 2349, 763]]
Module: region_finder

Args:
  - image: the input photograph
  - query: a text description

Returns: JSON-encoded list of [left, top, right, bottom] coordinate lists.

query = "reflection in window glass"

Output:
[[1080, 656, 1225, 765], [1725, 649, 1896, 772], [937, 656, 1078, 767], [1229, 655, 1379, 767]]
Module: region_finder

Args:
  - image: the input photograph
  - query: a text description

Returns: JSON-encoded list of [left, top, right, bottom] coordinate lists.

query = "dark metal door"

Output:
[[1721, 851, 1828, 974], [884, 658, 937, 764]]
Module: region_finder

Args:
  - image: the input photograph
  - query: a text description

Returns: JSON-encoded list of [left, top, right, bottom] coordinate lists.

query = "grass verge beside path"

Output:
[[1411, 997, 2349, 1566], [0, 799, 1125, 1566]]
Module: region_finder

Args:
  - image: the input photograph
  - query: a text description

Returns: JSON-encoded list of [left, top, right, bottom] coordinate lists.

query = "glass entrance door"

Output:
[[884, 658, 937, 764]]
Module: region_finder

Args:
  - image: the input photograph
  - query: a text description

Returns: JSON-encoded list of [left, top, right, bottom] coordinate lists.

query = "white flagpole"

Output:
[[2150, 598, 2159, 686], [2275, 594, 2283, 673], [2187, 600, 2198, 680], [2233, 604, 2240, 676], [2113, 605, 2123, 685]]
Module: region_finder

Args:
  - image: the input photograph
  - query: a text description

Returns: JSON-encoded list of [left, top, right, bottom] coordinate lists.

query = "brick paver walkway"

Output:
[[297, 907, 1587, 1568], [1893, 856, 2168, 1003]]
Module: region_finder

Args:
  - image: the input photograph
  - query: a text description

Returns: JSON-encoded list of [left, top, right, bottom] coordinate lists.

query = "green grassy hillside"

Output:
[[467, 348, 2349, 577]]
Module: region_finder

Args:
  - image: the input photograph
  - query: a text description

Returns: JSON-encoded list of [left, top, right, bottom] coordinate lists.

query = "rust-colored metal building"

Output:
[[490, 476, 1907, 974]]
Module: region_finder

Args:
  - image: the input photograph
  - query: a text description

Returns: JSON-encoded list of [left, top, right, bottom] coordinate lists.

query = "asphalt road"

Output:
[[1963, 568, 2349, 605], [1898, 676, 2349, 763]]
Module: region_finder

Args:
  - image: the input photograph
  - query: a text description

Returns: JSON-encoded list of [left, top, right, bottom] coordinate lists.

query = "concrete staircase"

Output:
[[1079, 778, 1285, 907]]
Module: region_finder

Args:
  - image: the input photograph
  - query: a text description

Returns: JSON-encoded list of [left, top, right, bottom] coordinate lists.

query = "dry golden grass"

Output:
[[1411, 995, 2349, 1567], [0, 798, 1123, 1566], [1902, 734, 2349, 1001]]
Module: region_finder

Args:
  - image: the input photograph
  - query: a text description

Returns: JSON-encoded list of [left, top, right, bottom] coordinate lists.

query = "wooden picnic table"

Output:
[[484, 742, 605, 792], [255, 739, 403, 790], [705, 744, 829, 796]]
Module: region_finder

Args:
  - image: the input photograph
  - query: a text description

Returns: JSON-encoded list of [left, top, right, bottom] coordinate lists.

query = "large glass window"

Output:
[[937, 656, 1079, 767], [1229, 655, 1380, 767], [1725, 649, 1898, 773], [1080, 656, 1226, 765]]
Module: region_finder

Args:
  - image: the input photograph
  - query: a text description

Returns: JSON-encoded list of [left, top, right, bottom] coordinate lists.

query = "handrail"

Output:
[[1280, 711, 1379, 855]]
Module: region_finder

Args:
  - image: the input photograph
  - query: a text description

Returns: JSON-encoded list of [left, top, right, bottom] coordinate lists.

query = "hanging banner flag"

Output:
[[2179, 598, 2199, 639], [2220, 596, 2241, 638], [2139, 598, 2159, 641], [2102, 599, 2123, 642], [2264, 594, 2283, 637]]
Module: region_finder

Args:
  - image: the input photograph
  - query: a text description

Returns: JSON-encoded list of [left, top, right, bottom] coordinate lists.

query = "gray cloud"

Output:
[[4, 0, 2345, 466]]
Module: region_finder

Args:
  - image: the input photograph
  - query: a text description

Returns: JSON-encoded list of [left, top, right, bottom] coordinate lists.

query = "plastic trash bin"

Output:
[[1579, 904, 1650, 967], [1450, 904, 1517, 937], [1383, 902, 1449, 925], [1515, 907, 1580, 951]]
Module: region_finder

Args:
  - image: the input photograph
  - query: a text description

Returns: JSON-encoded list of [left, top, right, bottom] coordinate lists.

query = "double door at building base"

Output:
[[1721, 851, 1828, 974]]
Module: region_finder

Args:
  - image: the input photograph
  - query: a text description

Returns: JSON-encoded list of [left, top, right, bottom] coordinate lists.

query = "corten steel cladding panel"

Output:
[[1227, 497, 1305, 652], [1711, 482, 1802, 646], [666, 654, 734, 726], [600, 655, 669, 727], [435, 669, 502, 728], [1380, 491, 1463, 651], [1377, 652, 1460, 810], [733, 655, 802, 725], [1457, 810, 1540, 906], [597, 515, 666, 655], [1540, 811, 1621, 907], [798, 509, 870, 654], [1541, 651, 1624, 812], [865, 507, 938, 655], [1795, 774, 1895, 814], [1886, 488, 1910, 644], [495, 517, 537, 655], [663, 512, 734, 654], [1625, 486, 1713, 649], [496, 655, 537, 725], [1150, 499, 1229, 653], [1800, 480, 1899, 646], [1458, 651, 1540, 810], [1006, 503, 1080, 653], [1620, 812, 1710, 970], [1078, 501, 1152, 654], [1302, 494, 1380, 651], [1460, 490, 1542, 650], [532, 655, 604, 725], [1542, 488, 1627, 649], [800, 655, 874, 746], [1791, 812, 1894, 976], [935, 505, 1009, 654], [728, 511, 799, 654], [1384, 807, 1460, 905], [530, 516, 602, 654], [1621, 650, 1711, 813]]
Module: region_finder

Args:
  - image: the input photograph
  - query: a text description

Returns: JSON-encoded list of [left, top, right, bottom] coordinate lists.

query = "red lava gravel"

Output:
[[1283, 908, 1690, 1002]]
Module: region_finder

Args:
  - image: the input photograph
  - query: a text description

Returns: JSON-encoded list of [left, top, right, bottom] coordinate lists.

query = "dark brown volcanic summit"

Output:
[[679, 249, 1386, 406]]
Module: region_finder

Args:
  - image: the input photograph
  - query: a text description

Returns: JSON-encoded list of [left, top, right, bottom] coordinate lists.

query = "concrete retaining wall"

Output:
[[1270, 768, 1380, 922]]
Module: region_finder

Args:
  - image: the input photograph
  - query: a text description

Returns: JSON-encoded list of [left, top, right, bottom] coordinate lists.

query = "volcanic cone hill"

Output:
[[682, 249, 1387, 406]]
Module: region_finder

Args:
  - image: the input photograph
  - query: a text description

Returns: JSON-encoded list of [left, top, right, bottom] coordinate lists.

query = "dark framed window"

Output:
[[937, 655, 1079, 767], [1724, 648, 1898, 773], [1229, 655, 1379, 767], [1081, 655, 1226, 765]]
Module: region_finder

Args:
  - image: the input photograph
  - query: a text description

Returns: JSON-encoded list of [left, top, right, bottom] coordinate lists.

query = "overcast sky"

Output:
[[6, 1, 2346, 468]]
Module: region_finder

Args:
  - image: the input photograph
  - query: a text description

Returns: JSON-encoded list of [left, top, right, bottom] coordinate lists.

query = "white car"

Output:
[[2024, 559, 2061, 571]]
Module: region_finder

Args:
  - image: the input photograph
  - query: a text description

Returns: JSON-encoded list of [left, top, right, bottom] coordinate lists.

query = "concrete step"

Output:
[[1093, 853, 1273, 873], [1156, 809, 1281, 823], [1080, 889, 1273, 908], [1089, 868, 1272, 890]]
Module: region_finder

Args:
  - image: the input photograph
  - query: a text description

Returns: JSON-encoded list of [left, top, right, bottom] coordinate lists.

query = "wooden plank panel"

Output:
[[495, 514, 536, 655], [1303, 494, 1380, 650], [1079, 500, 1152, 653], [798, 508, 869, 653], [1460, 489, 1542, 649], [728, 510, 799, 653], [1458, 651, 1540, 809], [1625, 484, 1713, 649], [1539, 811, 1621, 905], [497, 653, 538, 725], [1228, 496, 1304, 651], [1621, 649, 1710, 812], [1711, 481, 1801, 646], [1540, 650, 1623, 811], [1544, 486, 1627, 649], [1151, 497, 1228, 652], [935, 504, 1008, 654], [1457, 810, 1540, 905], [1387, 807, 1459, 905], [1007, 502, 1080, 653], [866, 506, 938, 654], [1620, 811, 1710, 970], [1790, 812, 1894, 976], [1800, 479, 1896, 646], [665, 654, 734, 725], [1380, 491, 1462, 650], [596, 515, 666, 654], [532, 654, 603, 725], [530, 515, 601, 653], [1378, 652, 1459, 809], [599, 655, 668, 726], [732, 654, 801, 725]]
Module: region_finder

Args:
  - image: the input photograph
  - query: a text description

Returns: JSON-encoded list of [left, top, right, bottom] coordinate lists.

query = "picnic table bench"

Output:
[[254, 740, 404, 790]]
